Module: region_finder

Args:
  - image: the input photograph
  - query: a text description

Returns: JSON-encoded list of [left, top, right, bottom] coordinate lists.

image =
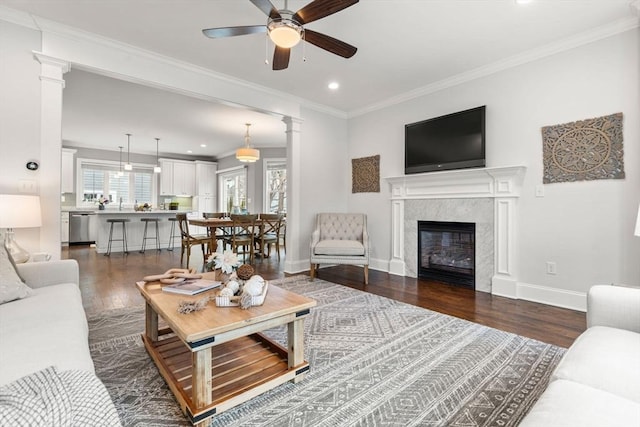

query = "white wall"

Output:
[[347, 29, 640, 308], [285, 107, 349, 272], [0, 21, 43, 255]]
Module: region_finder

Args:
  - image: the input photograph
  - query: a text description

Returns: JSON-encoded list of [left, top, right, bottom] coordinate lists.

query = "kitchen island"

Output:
[[94, 210, 191, 254]]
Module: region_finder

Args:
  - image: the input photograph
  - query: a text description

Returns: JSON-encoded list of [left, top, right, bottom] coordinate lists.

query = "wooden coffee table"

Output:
[[136, 273, 316, 426]]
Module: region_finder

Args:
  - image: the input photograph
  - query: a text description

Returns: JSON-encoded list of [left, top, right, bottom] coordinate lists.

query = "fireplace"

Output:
[[418, 221, 475, 289]]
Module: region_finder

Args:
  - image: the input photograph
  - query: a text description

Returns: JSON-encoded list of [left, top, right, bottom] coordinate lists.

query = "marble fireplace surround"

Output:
[[386, 166, 526, 295]]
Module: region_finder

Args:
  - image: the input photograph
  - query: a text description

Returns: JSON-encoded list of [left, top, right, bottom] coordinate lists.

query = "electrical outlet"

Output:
[[546, 261, 557, 275]]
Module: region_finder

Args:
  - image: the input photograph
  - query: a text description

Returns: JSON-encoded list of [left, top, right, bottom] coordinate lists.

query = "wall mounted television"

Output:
[[405, 105, 486, 174]]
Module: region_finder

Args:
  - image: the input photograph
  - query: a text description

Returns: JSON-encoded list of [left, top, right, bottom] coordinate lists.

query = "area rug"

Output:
[[88, 276, 564, 426]]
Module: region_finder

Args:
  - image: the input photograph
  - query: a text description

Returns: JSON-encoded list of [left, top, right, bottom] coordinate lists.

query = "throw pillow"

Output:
[[0, 245, 34, 304]]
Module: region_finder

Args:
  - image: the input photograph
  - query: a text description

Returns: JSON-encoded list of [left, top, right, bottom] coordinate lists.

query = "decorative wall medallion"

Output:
[[352, 155, 380, 193], [541, 113, 624, 183]]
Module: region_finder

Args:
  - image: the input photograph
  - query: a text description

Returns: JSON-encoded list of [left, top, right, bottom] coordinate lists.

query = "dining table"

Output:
[[189, 217, 277, 254]]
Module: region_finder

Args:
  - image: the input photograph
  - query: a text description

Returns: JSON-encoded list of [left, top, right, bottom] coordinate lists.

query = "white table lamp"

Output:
[[0, 195, 42, 263]]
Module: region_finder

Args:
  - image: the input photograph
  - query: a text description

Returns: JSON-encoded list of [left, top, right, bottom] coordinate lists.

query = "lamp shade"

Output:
[[236, 123, 260, 163], [0, 195, 42, 228], [635, 203, 640, 237], [236, 147, 260, 163]]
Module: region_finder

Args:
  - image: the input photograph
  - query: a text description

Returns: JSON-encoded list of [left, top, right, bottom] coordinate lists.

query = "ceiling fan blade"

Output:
[[293, 0, 358, 25], [272, 46, 290, 70], [304, 29, 357, 58], [202, 25, 267, 38], [250, 0, 281, 19]]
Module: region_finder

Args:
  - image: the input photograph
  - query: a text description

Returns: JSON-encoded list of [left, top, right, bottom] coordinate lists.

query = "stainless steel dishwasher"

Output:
[[69, 211, 96, 244]]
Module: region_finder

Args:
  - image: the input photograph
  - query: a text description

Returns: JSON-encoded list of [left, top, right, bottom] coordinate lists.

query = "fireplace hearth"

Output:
[[418, 221, 475, 288]]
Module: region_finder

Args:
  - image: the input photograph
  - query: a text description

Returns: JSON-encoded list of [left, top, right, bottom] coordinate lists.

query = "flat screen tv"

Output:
[[405, 105, 486, 174]]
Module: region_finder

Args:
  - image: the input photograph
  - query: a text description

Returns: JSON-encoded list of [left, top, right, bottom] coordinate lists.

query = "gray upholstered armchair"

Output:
[[309, 213, 370, 284]]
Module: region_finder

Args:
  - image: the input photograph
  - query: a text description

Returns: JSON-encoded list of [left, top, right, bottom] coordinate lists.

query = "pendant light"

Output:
[[117, 146, 124, 177], [235, 123, 260, 163], [124, 133, 133, 171], [154, 138, 161, 173]]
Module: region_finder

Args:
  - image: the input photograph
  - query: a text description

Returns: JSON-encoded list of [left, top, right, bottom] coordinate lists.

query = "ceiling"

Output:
[[0, 0, 637, 157]]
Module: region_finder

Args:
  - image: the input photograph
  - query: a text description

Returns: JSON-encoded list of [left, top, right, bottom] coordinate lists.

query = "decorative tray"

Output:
[[215, 282, 269, 307]]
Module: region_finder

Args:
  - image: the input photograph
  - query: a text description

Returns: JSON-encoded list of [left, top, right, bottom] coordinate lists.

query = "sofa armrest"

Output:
[[16, 260, 79, 289], [587, 285, 640, 333]]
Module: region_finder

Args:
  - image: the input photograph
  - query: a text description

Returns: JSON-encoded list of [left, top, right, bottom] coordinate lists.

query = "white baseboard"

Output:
[[284, 258, 311, 275], [286, 259, 586, 312], [492, 275, 586, 311], [369, 257, 388, 272], [285, 257, 390, 276], [516, 282, 586, 312]]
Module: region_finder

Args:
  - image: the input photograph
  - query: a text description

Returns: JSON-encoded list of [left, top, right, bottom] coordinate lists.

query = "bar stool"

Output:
[[167, 217, 180, 251], [105, 218, 130, 256], [140, 217, 161, 253]]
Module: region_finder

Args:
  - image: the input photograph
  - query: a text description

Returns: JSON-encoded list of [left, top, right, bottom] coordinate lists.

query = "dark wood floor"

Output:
[[62, 245, 585, 348]]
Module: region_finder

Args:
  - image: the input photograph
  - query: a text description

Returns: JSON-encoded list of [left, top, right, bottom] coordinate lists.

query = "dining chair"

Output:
[[257, 213, 283, 260], [202, 212, 231, 250], [176, 213, 211, 269], [223, 214, 258, 264]]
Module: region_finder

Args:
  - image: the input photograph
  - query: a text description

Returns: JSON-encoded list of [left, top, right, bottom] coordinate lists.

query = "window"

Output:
[[218, 166, 247, 213], [264, 159, 287, 213], [77, 159, 156, 207]]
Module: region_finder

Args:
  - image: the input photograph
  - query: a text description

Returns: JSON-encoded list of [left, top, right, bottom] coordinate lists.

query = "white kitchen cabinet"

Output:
[[159, 159, 195, 196], [159, 159, 174, 196], [61, 148, 76, 194], [195, 161, 217, 196], [174, 161, 195, 196], [61, 211, 69, 244]]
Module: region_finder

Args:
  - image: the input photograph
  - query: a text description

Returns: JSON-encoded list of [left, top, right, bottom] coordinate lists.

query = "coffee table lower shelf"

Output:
[[141, 329, 309, 424]]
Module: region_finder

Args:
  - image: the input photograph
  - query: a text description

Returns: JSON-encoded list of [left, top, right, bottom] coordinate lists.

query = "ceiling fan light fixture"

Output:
[[236, 123, 260, 163], [268, 18, 302, 48]]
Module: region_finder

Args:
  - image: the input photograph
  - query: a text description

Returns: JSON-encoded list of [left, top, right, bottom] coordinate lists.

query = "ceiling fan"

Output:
[[202, 0, 358, 70]]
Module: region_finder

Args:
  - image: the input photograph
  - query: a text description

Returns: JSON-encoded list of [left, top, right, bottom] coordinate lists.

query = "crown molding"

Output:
[[0, 5, 39, 29], [0, 6, 347, 120], [1, 5, 635, 122], [348, 16, 640, 118]]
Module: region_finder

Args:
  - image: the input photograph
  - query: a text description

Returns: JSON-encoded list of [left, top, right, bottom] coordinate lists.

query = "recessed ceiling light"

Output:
[[515, 0, 533, 4], [187, 150, 193, 154], [200, 144, 207, 148], [328, 81, 339, 90]]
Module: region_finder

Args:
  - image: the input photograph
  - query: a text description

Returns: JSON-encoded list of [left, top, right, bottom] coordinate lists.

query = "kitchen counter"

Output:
[[94, 210, 192, 215], [93, 210, 195, 253]]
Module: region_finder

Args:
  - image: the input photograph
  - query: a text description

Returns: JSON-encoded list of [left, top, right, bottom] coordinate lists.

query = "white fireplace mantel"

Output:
[[385, 166, 526, 297], [386, 166, 526, 200]]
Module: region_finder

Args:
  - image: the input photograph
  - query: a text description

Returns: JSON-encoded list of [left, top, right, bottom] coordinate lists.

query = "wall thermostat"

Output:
[[26, 161, 39, 171]]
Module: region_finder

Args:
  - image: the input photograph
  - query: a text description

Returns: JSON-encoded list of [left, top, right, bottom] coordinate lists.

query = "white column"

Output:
[[389, 199, 405, 275], [491, 197, 519, 298], [33, 52, 69, 260], [282, 116, 303, 274]]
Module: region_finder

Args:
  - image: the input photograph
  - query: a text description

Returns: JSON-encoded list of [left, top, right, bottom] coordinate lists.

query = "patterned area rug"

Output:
[[88, 276, 564, 427]]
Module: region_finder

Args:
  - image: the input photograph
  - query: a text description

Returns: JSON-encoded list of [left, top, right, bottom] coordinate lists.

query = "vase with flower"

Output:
[[98, 196, 109, 210], [206, 250, 240, 283]]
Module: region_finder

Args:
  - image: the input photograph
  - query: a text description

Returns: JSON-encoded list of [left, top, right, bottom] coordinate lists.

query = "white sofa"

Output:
[[521, 285, 640, 426], [0, 259, 96, 385], [0, 249, 121, 425]]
